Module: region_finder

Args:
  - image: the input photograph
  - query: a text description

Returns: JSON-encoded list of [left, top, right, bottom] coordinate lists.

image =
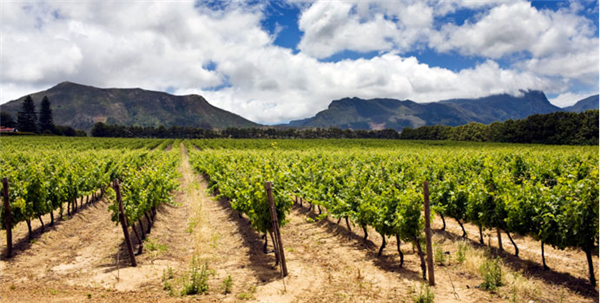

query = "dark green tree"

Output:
[[0, 112, 17, 127], [17, 96, 38, 133], [56, 125, 76, 136], [75, 129, 87, 137], [91, 122, 108, 137], [38, 96, 55, 133]]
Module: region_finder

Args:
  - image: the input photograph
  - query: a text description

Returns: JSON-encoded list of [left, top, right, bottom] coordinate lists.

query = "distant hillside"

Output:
[[289, 90, 563, 130], [564, 95, 599, 112], [3, 82, 596, 133], [0, 82, 258, 131]]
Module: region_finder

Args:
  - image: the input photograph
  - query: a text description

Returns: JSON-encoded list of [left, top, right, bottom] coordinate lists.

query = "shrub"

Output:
[[479, 257, 503, 291], [222, 275, 233, 294], [413, 283, 434, 303], [181, 257, 211, 296], [434, 245, 447, 266]]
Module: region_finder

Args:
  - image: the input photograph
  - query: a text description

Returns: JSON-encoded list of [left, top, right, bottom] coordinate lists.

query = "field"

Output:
[[0, 137, 598, 303]]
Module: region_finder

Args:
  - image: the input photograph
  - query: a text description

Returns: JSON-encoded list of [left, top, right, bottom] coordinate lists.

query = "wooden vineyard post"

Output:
[[113, 179, 137, 267], [496, 228, 503, 253], [2, 178, 12, 258], [265, 182, 288, 277], [423, 181, 435, 286]]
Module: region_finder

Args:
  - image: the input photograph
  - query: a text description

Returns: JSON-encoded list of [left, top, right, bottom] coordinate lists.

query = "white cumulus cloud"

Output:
[[296, 0, 435, 59], [430, 1, 597, 59], [1, 0, 597, 124]]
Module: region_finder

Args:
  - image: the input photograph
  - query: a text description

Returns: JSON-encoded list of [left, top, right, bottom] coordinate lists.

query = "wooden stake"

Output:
[[423, 181, 435, 286], [496, 228, 503, 253], [265, 181, 288, 277], [113, 179, 136, 267], [2, 178, 12, 258]]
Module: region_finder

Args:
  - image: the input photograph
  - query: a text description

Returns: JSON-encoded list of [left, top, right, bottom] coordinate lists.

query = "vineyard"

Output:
[[0, 137, 598, 302], [0, 137, 180, 256], [188, 139, 598, 281]]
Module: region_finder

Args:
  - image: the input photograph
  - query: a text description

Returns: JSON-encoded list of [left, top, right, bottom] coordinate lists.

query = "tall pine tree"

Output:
[[39, 96, 55, 133], [17, 95, 38, 133]]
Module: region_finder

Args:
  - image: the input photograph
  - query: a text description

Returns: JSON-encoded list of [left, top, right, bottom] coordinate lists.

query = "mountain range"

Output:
[[563, 95, 599, 112], [0, 82, 597, 131], [288, 91, 598, 130], [0, 82, 257, 131]]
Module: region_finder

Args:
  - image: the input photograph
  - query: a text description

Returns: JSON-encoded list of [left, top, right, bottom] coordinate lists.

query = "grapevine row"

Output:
[[188, 141, 598, 285], [0, 137, 181, 256]]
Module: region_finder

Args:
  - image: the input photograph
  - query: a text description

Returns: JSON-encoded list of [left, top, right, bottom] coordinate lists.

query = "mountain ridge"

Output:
[[563, 95, 599, 112], [0, 81, 258, 131], [1, 82, 597, 131], [288, 91, 597, 130]]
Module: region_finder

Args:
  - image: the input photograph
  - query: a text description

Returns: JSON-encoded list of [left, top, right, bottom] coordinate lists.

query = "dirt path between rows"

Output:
[[292, 202, 599, 302], [1, 144, 597, 303], [0, 144, 286, 302], [430, 213, 599, 296], [0, 145, 197, 302], [0, 193, 130, 302]]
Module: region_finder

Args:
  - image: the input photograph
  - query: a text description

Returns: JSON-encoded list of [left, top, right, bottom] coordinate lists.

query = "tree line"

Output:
[[91, 122, 401, 139], [92, 109, 598, 145], [6, 98, 595, 145], [400, 110, 598, 145], [1, 96, 86, 136]]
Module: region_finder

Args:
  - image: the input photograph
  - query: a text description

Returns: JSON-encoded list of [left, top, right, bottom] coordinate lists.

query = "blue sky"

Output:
[[260, 1, 598, 70], [1, 0, 598, 124]]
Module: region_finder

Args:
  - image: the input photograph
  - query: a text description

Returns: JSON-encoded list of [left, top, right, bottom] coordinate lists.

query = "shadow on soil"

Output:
[[98, 209, 156, 273], [294, 200, 598, 299], [1, 195, 104, 259], [293, 201, 424, 283], [211, 195, 282, 284], [432, 228, 599, 298]]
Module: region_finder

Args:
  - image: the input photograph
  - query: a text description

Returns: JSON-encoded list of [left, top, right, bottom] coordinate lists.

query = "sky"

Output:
[[1, 0, 598, 124]]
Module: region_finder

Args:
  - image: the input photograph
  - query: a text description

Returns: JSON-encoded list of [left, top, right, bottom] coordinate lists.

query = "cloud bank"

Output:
[[1, 0, 597, 123]]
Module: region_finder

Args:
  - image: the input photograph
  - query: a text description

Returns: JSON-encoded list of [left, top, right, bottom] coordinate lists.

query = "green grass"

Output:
[[434, 245, 447, 266], [145, 237, 167, 254], [181, 256, 212, 296], [222, 275, 233, 294], [237, 285, 257, 300], [456, 241, 467, 263], [479, 257, 503, 291], [412, 283, 434, 303], [186, 217, 197, 234], [160, 266, 176, 296]]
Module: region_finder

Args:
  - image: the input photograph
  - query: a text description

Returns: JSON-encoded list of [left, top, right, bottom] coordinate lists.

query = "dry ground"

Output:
[[0, 144, 597, 302]]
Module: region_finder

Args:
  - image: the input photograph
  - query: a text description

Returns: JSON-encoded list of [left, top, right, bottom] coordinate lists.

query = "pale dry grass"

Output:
[[447, 238, 486, 275], [179, 144, 212, 257], [445, 236, 545, 302], [503, 270, 542, 301]]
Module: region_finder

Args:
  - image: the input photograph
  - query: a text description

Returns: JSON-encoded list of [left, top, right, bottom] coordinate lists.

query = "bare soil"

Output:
[[0, 145, 597, 302], [431, 214, 599, 298]]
